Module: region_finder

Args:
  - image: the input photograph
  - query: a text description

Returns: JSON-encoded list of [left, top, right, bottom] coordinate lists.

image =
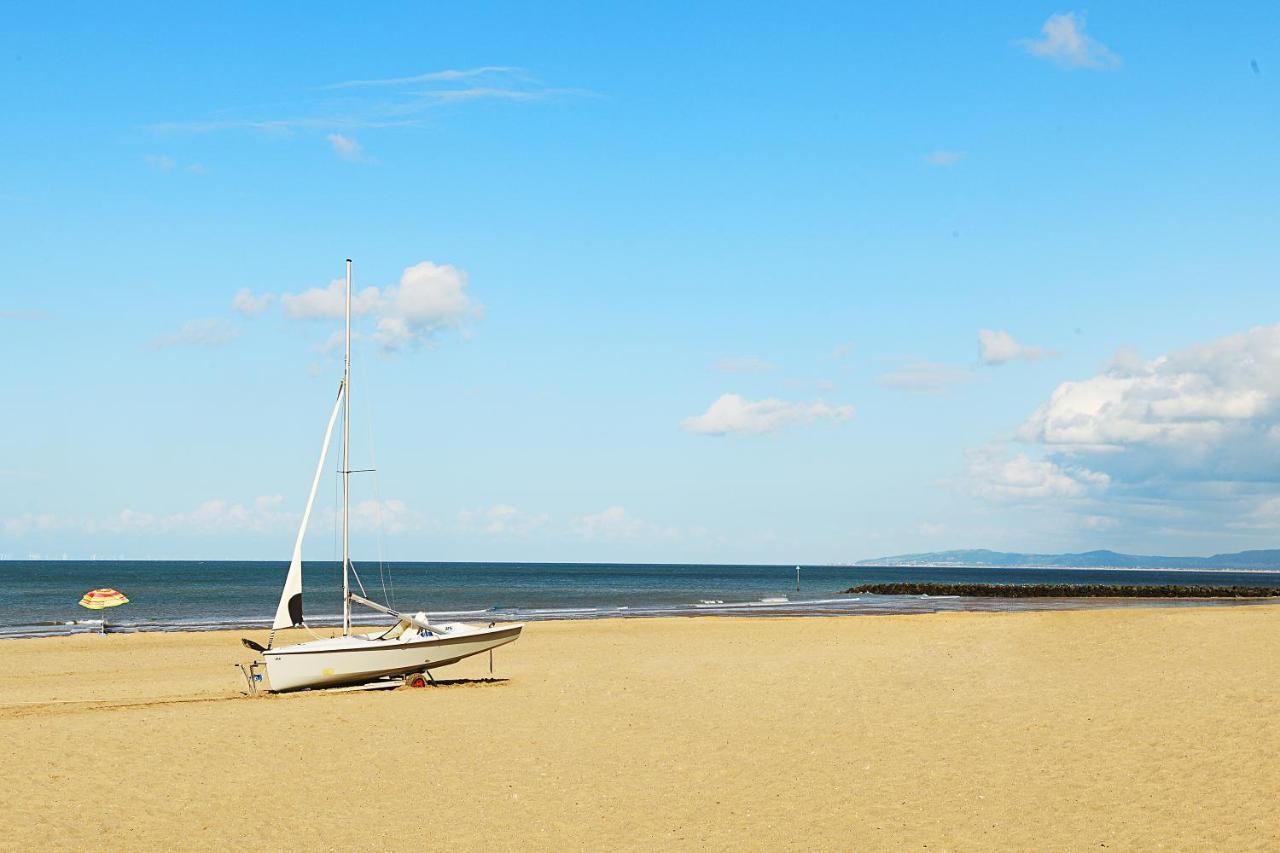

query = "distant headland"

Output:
[[843, 582, 1280, 598], [854, 548, 1280, 571]]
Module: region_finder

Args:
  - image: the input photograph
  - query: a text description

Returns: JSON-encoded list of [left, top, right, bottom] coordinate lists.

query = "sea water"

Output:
[[2, 560, 1278, 638]]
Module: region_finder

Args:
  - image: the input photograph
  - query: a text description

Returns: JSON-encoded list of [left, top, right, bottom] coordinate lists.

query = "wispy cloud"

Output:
[[979, 329, 1055, 365], [1019, 12, 1120, 70], [149, 318, 238, 349], [144, 153, 175, 172], [458, 503, 550, 536], [323, 66, 523, 90], [569, 506, 692, 542], [418, 87, 547, 103], [145, 153, 206, 174], [151, 66, 580, 136], [1, 494, 433, 542], [323, 67, 578, 104], [326, 133, 370, 162], [876, 361, 973, 392], [923, 150, 964, 167], [231, 288, 271, 317], [150, 116, 420, 134], [829, 342, 856, 362], [712, 355, 775, 374], [682, 393, 853, 436]]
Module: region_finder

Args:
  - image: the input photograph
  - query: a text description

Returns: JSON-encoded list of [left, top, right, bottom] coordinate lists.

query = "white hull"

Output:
[[265, 622, 522, 692]]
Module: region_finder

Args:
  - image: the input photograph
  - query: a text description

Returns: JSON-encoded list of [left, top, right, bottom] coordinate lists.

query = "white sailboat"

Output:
[[246, 259, 521, 692]]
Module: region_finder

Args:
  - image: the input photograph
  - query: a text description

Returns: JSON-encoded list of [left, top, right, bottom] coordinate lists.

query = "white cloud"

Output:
[[569, 506, 690, 541], [712, 355, 775, 374], [1019, 12, 1120, 70], [322, 67, 579, 104], [830, 342, 856, 361], [1021, 326, 1280, 459], [876, 361, 973, 392], [279, 261, 480, 350], [149, 318, 238, 349], [459, 504, 550, 536], [316, 330, 350, 355], [1228, 497, 1280, 530], [962, 318, 1280, 532], [146, 154, 205, 173], [372, 262, 482, 349], [571, 506, 641, 539], [152, 117, 418, 134], [232, 288, 272, 316], [2, 512, 67, 536], [923, 150, 964, 167], [154, 67, 580, 136], [144, 154, 175, 172], [280, 280, 381, 320], [966, 444, 1109, 501], [1, 496, 434, 544], [784, 377, 838, 394], [421, 87, 546, 103], [323, 66, 523, 90], [327, 133, 367, 162], [102, 495, 293, 535], [681, 393, 853, 436], [979, 323, 1280, 539], [979, 329, 1053, 365], [350, 498, 417, 534]]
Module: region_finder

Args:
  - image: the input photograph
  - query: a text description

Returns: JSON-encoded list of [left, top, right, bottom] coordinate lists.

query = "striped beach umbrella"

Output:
[[79, 588, 129, 634], [79, 588, 129, 609]]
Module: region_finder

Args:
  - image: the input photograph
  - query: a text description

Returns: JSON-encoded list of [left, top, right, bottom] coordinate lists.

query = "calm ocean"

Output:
[[2, 558, 1280, 637], [2, 560, 1278, 638]]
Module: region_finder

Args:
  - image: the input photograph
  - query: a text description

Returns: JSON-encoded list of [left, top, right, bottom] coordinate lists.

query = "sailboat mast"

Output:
[[341, 258, 352, 637]]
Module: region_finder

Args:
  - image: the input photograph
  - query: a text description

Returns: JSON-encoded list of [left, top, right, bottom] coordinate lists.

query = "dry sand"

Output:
[[1, 606, 1277, 851]]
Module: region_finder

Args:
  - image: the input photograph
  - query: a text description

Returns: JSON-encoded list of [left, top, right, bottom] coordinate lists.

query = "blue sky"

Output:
[[3, 3, 1280, 562]]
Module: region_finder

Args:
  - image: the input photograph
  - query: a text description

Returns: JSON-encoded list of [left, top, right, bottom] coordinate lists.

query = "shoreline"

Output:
[[4, 592, 1279, 641]]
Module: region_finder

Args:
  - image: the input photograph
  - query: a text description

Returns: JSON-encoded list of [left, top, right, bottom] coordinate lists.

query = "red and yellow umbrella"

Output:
[[79, 588, 129, 634], [79, 588, 129, 610]]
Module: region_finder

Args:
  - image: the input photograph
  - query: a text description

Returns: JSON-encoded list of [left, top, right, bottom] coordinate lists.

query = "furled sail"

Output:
[[273, 382, 345, 630]]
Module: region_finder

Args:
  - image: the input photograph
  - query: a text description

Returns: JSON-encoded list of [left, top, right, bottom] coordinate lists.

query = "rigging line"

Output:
[[332, 449, 340, 589], [362, 358, 395, 610], [350, 559, 369, 597], [343, 345, 374, 605]]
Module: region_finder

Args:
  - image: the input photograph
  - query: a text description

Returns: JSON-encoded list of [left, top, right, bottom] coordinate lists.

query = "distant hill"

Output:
[[853, 548, 1280, 570]]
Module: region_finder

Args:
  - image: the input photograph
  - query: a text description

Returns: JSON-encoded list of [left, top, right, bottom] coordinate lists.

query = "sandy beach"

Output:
[[2, 606, 1277, 851]]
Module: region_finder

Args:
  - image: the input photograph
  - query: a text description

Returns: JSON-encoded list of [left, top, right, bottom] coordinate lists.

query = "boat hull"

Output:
[[264, 624, 522, 692]]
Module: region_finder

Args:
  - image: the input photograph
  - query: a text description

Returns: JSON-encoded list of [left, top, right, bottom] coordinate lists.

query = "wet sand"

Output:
[[1, 606, 1277, 850]]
